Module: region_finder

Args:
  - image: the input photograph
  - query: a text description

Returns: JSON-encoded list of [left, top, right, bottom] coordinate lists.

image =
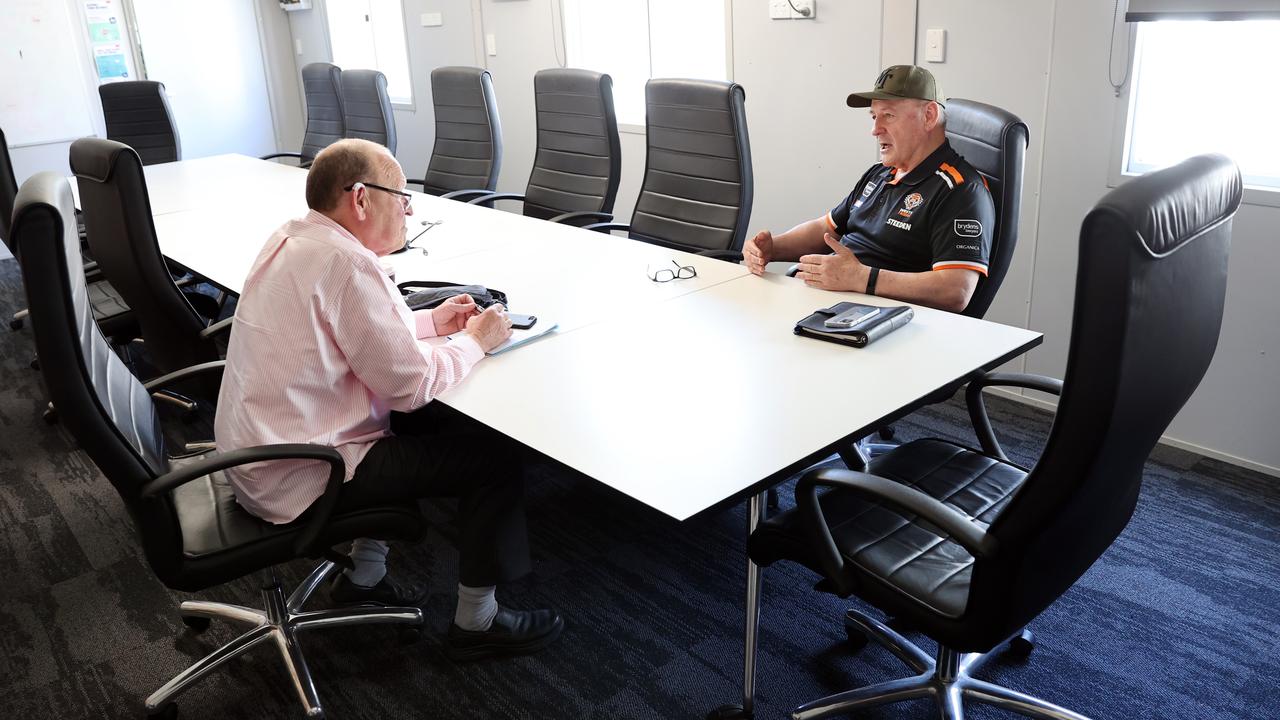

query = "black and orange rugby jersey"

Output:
[[827, 139, 994, 276]]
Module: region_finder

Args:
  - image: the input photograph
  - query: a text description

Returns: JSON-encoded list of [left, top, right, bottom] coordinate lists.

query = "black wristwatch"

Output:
[[865, 266, 880, 296]]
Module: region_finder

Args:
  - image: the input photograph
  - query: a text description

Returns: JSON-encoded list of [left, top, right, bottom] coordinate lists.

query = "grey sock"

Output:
[[454, 584, 498, 631], [344, 538, 389, 587]]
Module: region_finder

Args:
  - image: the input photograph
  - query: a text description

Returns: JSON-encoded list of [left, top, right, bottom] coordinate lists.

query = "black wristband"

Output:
[[865, 266, 880, 296]]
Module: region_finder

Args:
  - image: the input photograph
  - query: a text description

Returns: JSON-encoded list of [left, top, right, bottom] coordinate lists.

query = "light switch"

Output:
[[294, 38, 303, 56], [769, 0, 790, 20], [485, 33, 497, 56], [420, 12, 442, 27], [926, 28, 946, 63]]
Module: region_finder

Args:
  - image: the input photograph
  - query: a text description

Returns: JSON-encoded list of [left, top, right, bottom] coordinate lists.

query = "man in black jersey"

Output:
[[743, 65, 995, 313]]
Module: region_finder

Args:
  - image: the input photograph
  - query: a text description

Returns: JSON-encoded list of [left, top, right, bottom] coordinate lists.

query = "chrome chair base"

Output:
[[792, 608, 1089, 720], [145, 560, 423, 719]]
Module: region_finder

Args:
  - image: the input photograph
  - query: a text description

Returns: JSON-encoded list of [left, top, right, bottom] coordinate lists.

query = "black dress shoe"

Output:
[[446, 607, 564, 661], [330, 573, 427, 607]]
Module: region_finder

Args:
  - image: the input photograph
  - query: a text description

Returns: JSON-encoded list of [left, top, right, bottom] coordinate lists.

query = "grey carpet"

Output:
[[0, 257, 1277, 719]]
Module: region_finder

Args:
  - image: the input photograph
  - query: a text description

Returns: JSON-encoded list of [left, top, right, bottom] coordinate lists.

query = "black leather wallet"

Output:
[[794, 302, 914, 348]]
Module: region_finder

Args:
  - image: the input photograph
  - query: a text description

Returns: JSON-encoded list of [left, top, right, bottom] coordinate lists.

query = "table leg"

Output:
[[707, 490, 767, 720]]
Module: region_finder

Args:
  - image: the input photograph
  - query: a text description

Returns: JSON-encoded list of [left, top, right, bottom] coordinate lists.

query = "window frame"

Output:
[[319, 0, 416, 111], [560, 0, 735, 135], [1108, 19, 1280, 208]]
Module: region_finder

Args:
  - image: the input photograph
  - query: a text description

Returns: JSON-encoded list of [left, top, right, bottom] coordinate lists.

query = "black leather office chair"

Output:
[[409, 66, 503, 199], [586, 78, 753, 261], [341, 69, 397, 153], [466, 68, 621, 226], [262, 62, 345, 166], [11, 171, 426, 719], [747, 153, 1241, 720], [70, 138, 223, 385], [99, 81, 182, 166], [3, 126, 135, 342]]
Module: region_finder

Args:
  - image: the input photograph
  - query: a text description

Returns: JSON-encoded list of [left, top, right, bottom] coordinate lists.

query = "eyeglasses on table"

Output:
[[647, 260, 698, 283]]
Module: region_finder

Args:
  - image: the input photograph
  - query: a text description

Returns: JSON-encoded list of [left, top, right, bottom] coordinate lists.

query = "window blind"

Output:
[[1126, 0, 1280, 21]]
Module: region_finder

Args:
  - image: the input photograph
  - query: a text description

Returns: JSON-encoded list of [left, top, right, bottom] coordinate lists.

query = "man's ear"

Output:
[[923, 100, 940, 130], [350, 185, 370, 221]]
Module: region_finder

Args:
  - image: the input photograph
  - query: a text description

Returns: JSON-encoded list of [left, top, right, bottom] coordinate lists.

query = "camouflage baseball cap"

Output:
[[847, 65, 945, 108]]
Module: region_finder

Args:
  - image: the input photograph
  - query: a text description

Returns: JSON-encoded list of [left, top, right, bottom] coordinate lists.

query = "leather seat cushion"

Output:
[[168, 462, 424, 590], [750, 439, 1026, 618]]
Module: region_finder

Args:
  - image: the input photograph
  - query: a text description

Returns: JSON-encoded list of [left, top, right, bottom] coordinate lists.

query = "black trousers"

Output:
[[333, 402, 531, 587]]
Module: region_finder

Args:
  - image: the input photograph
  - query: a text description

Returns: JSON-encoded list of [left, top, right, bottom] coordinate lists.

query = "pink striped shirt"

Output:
[[215, 210, 484, 523]]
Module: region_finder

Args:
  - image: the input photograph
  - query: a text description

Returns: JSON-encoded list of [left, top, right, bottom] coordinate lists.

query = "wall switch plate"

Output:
[[420, 12, 442, 27], [485, 33, 497, 56], [926, 28, 946, 62], [769, 0, 791, 20], [294, 38, 303, 56]]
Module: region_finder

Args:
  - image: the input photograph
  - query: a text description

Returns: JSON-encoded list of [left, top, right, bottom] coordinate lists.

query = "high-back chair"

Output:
[[944, 99, 1029, 319], [466, 68, 621, 226], [747, 153, 1241, 720], [70, 138, 222, 380], [586, 78, 753, 259], [340, 68, 397, 153], [410, 66, 502, 199], [11, 171, 426, 719], [262, 62, 345, 166], [98, 81, 182, 166], [3, 126, 135, 342]]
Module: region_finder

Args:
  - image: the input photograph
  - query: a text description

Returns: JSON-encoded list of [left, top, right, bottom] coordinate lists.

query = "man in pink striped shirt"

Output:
[[215, 139, 562, 660]]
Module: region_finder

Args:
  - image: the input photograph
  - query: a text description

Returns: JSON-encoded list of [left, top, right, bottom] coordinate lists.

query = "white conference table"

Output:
[[133, 154, 1042, 715]]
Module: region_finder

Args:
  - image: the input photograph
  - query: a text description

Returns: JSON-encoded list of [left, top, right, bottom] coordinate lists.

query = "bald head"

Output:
[[305, 139, 400, 212]]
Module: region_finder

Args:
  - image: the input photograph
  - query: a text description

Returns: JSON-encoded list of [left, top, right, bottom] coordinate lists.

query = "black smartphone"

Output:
[[508, 313, 537, 330]]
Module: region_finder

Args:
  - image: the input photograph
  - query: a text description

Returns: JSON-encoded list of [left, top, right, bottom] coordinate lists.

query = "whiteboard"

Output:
[[0, 0, 97, 147]]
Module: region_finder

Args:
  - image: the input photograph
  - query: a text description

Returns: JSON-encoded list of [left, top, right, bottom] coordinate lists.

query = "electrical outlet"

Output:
[[790, 0, 816, 19], [769, 0, 791, 20]]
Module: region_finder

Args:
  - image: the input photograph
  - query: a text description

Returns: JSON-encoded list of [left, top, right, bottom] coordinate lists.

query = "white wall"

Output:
[[266, 0, 1280, 476]]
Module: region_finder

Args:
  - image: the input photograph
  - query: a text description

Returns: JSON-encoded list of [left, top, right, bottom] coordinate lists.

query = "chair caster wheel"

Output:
[[878, 425, 896, 441], [146, 703, 178, 719], [397, 626, 422, 645], [10, 319, 23, 330], [43, 408, 58, 425], [844, 625, 870, 651], [706, 703, 752, 719], [1005, 629, 1035, 661], [30, 357, 40, 371], [181, 615, 211, 633]]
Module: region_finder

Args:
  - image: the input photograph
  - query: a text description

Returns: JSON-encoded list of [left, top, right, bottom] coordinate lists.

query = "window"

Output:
[[561, 0, 728, 127], [1121, 19, 1280, 192], [324, 0, 413, 105]]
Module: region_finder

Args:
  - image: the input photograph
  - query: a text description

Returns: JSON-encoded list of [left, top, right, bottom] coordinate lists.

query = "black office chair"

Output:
[[747, 153, 1241, 720], [466, 68, 621, 226], [11, 170, 426, 719], [99, 81, 182, 166], [2, 126, 135, 343], [409, 66, 503, 200], [586, 78, 753, 261], [70, 138, 224, 387], [340, 68, 397, 153], [262, 62, 345, 166]]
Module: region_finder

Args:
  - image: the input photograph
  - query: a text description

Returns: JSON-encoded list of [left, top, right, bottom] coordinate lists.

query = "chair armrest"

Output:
[[261, 152, 303, 162], [138, 443, 345, 560], [964, 372, 1064, 461], [796, 467, 998, 592], [405, 178, 425, 188], [143, 361, 226, 393], [785, 263, 800, 278], [441, 188, 498, 202], [582, 222, 630, 235], [548, 210, 613, 226], [82, 260, 98, 273], [198, 316, 234, 340], [466, 191, 524, 207], [698, 249, 744, 263]]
